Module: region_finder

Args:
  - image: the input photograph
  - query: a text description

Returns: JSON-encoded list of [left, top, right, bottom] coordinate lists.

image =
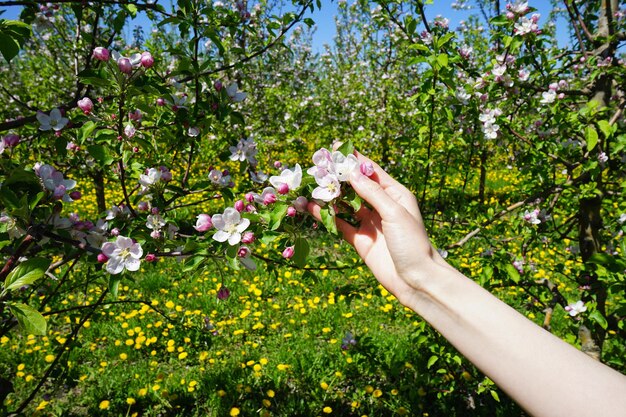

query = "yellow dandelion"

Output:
[[44, 354, 55, 363], [230, 407, 240, 416], [99, 400, 110, 410], [323, 406, 333, 414]]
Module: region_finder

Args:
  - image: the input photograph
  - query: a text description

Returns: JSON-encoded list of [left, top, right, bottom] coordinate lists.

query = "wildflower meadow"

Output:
[[0, 0, 625, 415]]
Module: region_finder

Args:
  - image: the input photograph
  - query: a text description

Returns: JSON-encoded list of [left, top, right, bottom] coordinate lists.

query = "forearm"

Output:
[[410, 262, 626, 417]]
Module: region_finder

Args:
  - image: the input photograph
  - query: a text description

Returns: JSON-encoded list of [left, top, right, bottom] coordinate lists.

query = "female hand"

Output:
[[308, 152, 446, 309]]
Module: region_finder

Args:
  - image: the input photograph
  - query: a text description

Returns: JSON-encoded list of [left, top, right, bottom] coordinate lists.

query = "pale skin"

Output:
[[308, 152, 626, 417]]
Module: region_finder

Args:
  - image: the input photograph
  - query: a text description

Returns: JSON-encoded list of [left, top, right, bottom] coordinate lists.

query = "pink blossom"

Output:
[[360, 162, 374, 177], [118, 57, 132, 74], [145, 253, 157, 262], [77, 97, 93, 114], [140, 51, 154, 68], [241, 231, 255, 244], [287, 206, 297, 217], [282, 246, 295, 259], [234, 200, 245, 212], [97, 253, 108, 263], [194, 214, 213, 232], [92, 47, 110, 61]]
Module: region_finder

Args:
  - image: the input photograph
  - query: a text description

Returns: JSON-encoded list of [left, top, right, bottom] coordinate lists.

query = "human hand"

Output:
[[308, 151, 447, 310]]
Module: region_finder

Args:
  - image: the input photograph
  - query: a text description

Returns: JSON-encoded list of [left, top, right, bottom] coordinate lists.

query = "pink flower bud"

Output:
[[92, 47, 110, 61], [150, 230, 161, 239], [110, 228, 120, 236], [245, 204, 256, 213], [263, 193, 277, 205], [156, 98, 166, 106], [217, 286, 230, 300], [287, 206, 297, 217], [282, 246, 295, 259], [133, 146, 139, 153], [277, 183, 289, 195], [237, 246, 251, 258], [97, 253, 109, 263], [245, 192, 255, 203], [140, 51, 154, 68], [145, 253, 157, 262], [234, 200, 245, 212], [273, 160, 282, 168], [194, 213, 213, 232], [69, 191, 82, 200], [214, 80, 223, 91], [137, 201, 150, 211], [3, 134, 19, 147], [506, 11, 515, 19], [77, 97, 93, 114], [241, 231, 255, 244], [293, 196, 308, 212], [118, 57, 132, 74], [360, 162, 375, 177], [151, 207, 160, 215]]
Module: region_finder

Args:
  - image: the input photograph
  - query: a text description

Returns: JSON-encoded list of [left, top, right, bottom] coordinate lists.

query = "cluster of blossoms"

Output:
[[138, 166, 173, 195], [479, 108, 502, 140], [92, 47, 154, 73], [506, 1, 541, 36], [307, 148, 373, 202], [229, 137, 258, 165]]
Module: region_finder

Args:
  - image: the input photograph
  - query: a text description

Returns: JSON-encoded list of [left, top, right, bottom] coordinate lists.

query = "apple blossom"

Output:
[[211, 207, 250, 245], [225, 82, 247, 102], [564, 300, 587, 317], [101, 236, 143, 274], [194, 214, 213, 232], [37, 108, 69, 131], [241, 231, 255, 244], [269, 163, 303, 192], [37, 164, 76, 202], [77, 97, 93, 114], [140, 51, 154, 68], [312, 173, 341, 202], [282, 246, 295, 259], [92, 46, 110, 61]]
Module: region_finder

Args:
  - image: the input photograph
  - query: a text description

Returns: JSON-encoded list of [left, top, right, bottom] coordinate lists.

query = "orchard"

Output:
[[0, 0, 625, 415]]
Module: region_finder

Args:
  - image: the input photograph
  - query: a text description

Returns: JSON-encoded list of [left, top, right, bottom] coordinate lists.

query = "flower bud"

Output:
[[217, 286, 230, 300], [214, 80, 223, 91], [234, 200, 245, 212], [110, 228, 120, 236], [118, 57, 132, 74], [140, 51, 154, 68], [282, 246, 295, 259], [92, 47, 110, 61], [286, 206, 297, 217], [150, 230, 161, 239], [3, 134, 19, 147], [245, 204, 256, 213], [145, 253, 157, 262], [69, 191, 82, 200], [77, 97, 93, 114], [241, 231, 255, 244], [137, 201, 150, 211], [263, 193, 277, 205], [245, 192, 255, 203], [237, 246, 251, 258], [506, 11, 515, 19], [151, 207, 159, 215], [273, 160, 282, 169], [156, 98, 166, 106], [293, 196, 308, 212], [360, 162, 375, 177], [97, 253, 109, 263], [277, 183, 289, 195], [194, 214, 213, 232]]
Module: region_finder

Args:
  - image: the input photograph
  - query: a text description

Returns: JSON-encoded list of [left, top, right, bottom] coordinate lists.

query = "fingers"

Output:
[[349, 170, 405, 220]]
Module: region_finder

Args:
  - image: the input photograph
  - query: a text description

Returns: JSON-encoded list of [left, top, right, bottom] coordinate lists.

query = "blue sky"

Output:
[[1, 0, 568, 52]]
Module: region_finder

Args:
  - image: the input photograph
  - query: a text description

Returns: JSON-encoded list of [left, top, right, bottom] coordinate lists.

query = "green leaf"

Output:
[[109, 276, 121, 299], [9, 303, 47, 335], [0, 19, 31, 62], [293, 238, 309, 268], [336, 140, 354, 156], [79, 121, 97, 143], [504, 263, 520, 284], [319, 206, 337, 235], [3, 257, 50, 295], [589, 310, 608, 330], [436, 53, 449, 68], [427, 355, 438, 369], [87, 144, 114, 166], [585, 125, 598, 151], [597, 120, 612, 139], [269, 203, 288, 231], [490, 390, 500, 402]]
